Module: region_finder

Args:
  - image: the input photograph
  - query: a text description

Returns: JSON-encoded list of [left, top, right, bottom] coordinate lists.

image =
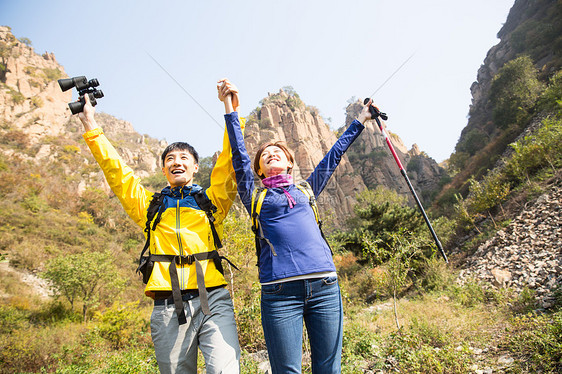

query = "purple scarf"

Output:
[[262, 174, 297, 208]]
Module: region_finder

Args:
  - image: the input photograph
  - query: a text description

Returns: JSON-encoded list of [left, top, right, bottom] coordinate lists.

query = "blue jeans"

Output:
[[261, 276, 343, 374]]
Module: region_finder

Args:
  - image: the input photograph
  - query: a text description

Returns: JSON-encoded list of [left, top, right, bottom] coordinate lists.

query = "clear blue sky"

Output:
[[1, 0, 514, 162]]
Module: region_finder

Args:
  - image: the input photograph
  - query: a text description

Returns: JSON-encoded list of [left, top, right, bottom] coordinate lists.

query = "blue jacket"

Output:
[[225, 112, 364, 283]]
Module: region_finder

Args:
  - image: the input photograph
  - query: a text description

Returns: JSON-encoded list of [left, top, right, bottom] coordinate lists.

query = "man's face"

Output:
[[161, 150, 199, 188]]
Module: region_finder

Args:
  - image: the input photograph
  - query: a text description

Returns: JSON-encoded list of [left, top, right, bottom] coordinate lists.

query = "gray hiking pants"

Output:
[[151, 287, 240, 373]]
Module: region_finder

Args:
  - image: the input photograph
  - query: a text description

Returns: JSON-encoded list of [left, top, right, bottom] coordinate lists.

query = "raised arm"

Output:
[[78, 95, 151, 227], [205, 81, 247, 222], [218, 79, 255, 215], [306, 100, 377, 196]]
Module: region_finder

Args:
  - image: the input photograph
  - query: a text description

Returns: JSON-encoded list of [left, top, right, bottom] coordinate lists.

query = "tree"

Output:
[[193, 156, 213, 190], [18, 37, 32, 47], [43, 250, 126, 321], [385, 236, 418, 329], [339, 187, 424, 265], [490, 56, 544, 129], [457, 128, 489, 155]]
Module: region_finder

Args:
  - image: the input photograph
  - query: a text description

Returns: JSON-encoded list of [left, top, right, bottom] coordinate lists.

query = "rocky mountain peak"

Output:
[[243, 90, 446, 225], [0, 26, 70, 143], [343, 100, 446, 204], [0, 26, 165, 193], [244, 89, 366, 223]]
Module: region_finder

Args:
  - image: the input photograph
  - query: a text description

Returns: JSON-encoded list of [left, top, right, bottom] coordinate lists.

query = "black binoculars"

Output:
[[58, 76, 104, 115]]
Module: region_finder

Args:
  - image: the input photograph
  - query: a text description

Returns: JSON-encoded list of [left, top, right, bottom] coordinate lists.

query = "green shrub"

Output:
[[447, 281, 487, 307], [342, 320, 378, 367], [0, 322, 84, 374], [382, 328, 473, 373], [90, 301, 150, 348], [504, 116, 562, 182], [419, 257, 455, 293], [235, 283, 264, 351], [490, 55, 544, 129], [409, 316, 450, 348], [510, 287, 538, 315], [31, 95, 43, 107], [43, 67, 63, 81], [240, 350, 261, 374], [43, 250, 127, 321], [8, 88, 25, 104], [18, 37, 32, 47], [0, 304, 29, 334], [538, 70, 562, 113], [338, 186, 424, 265], [465, 174, 510, 219]]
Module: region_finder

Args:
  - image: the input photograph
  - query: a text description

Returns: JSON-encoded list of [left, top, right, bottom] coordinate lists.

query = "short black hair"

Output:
[[161, 142, 199, 166]]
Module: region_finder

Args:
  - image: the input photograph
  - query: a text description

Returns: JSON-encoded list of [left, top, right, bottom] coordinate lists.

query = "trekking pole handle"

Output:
[[364, 98, 388, 121]]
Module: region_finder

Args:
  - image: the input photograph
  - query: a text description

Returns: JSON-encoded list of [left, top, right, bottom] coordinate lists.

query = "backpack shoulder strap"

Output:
[[193, 190, 222, 249], [295, 181, 320, 224], [147, 192, 166, 230], [137, 192, 166, 275], [251, 187, 267, 232], [296, 181, 333, 253], [250, 187, 267, 267], [193, 190, 218, 219]]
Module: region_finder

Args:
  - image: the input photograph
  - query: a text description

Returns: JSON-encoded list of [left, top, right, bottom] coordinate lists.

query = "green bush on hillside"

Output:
[[338, 187, 424, 266], [538, 70, 562, 113], [43, 250, 127, 321], [90, 301, 150, 349], [490, 55, 544, 129], [504, 115, 562, 182]]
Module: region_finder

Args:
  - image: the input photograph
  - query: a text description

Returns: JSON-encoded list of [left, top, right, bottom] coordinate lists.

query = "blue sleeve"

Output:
[[225, 112, 255, 215], [306, 119, 365, 196]]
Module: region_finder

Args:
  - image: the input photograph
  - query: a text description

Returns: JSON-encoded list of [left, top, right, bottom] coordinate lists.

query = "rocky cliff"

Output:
[[243, 90, 366, 222], [240, 89, 446, 225], [444, 0, 562, 195], [344, 100, 446, 205]]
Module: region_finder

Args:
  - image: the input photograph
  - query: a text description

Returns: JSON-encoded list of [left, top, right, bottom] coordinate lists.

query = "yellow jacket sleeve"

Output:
[[82, 127, 152, 228], [205, 117, 246, 223]]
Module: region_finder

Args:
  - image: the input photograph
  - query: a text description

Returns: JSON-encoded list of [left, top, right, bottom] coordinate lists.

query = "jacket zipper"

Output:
[[176, 197, 184, 288]]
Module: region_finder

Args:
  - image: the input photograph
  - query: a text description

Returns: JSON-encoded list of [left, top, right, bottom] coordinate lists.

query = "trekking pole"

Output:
[[363, 98, 448, 263]]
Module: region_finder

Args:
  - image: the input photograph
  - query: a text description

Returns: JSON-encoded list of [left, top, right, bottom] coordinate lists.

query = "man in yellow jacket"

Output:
[[77, 81, 243, 373]]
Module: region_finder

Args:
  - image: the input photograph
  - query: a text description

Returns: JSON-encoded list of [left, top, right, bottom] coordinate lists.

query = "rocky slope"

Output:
[[458, 178, 562, 309]]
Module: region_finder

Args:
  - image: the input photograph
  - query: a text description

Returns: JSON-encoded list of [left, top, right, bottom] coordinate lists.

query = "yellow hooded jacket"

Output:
[[83, 122, 243, 298]]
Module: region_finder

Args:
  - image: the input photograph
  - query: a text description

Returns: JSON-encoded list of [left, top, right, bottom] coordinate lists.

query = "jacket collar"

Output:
[[161, 184, 202, 198]]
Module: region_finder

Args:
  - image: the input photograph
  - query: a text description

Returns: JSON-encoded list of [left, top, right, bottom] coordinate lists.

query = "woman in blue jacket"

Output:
[[218, 79, 375, 373]]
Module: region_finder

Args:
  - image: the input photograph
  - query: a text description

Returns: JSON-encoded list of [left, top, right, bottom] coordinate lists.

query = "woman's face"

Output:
[[258, 145, 293, 178]]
